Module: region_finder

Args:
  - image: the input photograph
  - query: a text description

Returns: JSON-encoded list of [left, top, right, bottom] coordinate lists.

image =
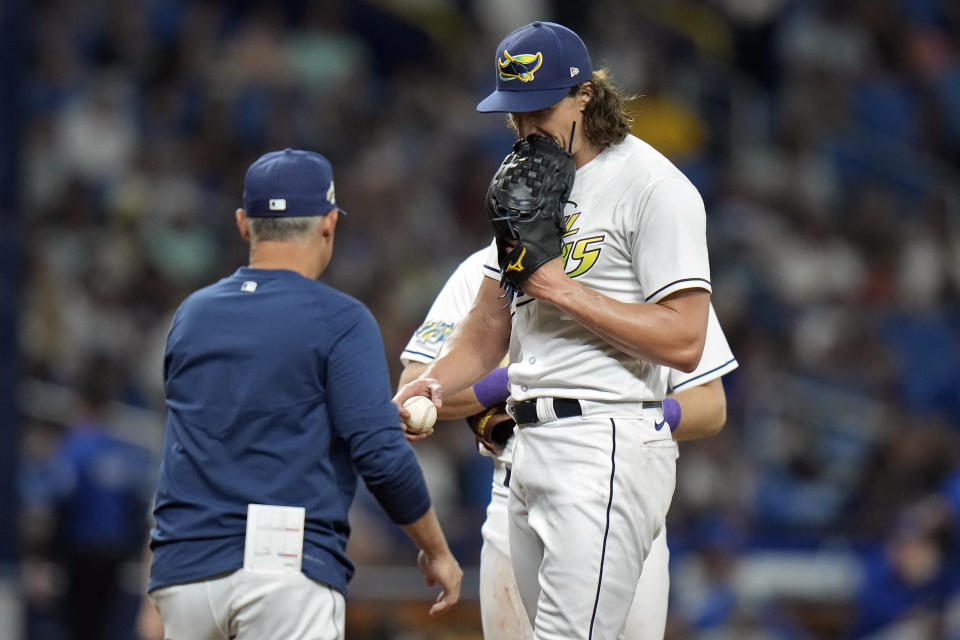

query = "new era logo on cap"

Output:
[[269, 199, 286, 211], [477, 21, 592, 113]]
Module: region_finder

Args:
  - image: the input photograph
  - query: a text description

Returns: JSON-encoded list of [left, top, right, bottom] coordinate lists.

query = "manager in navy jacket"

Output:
[[148, 149, 462, 640]]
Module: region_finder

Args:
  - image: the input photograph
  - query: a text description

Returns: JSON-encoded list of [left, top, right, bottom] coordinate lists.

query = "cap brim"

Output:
[[476, 86, 572, 113]]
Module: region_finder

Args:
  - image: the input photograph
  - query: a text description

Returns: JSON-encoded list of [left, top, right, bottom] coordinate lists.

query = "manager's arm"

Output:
[[399, 507, 463, 615], [327, 305, 462, 613]]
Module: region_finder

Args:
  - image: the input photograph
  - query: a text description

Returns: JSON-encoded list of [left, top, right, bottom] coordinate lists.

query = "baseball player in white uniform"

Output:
[[395, 21, 713, 638], [400, 248, 737, 639]]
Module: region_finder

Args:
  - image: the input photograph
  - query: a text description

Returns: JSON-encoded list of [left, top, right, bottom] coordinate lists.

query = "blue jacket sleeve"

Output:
[[325, 304, 431, 525]]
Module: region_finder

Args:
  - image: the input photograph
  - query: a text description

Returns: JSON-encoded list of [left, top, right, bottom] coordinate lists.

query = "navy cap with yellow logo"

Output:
[[242, 148, 346, 217], [476, 21, 592, 113]]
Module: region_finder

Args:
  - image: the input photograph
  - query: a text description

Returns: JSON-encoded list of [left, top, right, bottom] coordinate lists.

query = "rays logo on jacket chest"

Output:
[[561, 212, 605, 278]]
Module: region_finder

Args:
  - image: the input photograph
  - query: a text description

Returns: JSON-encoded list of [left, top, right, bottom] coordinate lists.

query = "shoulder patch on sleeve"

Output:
[[413, 320, 456, 346]]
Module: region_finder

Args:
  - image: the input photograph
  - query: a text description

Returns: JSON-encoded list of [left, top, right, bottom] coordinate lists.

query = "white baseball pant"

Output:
[[480, 454, 671, 639], [149, 569, 345, 640], [508, 411, 677, 639]]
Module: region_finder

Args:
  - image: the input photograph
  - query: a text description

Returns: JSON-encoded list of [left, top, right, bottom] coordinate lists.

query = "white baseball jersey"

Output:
[[403, 232, 737, 639], [402, 247, 737, 559], [484, 134, 712, 405]]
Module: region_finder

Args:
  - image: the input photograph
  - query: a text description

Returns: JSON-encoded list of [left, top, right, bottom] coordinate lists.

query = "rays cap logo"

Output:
[[242, 148, 347, 218], [477, 21, 592, 114], [498, 51, 543, 82]]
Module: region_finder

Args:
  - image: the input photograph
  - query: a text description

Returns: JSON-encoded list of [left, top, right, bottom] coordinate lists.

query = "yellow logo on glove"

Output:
[[475, 406, 497, 438], [506, 247, 527, 273]]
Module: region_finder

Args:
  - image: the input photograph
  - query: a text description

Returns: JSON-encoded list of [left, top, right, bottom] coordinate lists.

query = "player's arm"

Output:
[[425, 275, 511, 389], [663, 302, 736, 439], [524, 271, 709, 373], [396, 276, 511, 407], [668, 377, 726, 441], [400, 361, 492, 420]]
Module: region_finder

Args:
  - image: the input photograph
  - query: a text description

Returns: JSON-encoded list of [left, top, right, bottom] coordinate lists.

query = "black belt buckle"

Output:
[[512, 400, 539, 425]]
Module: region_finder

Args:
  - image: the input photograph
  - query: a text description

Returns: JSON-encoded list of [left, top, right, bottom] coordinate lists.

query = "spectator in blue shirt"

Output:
[[147, 149, 462, 640], [850, 499, 955, 638], [21, 355, 155, 640]]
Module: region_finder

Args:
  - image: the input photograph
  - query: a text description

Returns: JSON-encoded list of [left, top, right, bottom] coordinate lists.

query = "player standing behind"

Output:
[[396, 20, 713, 639], [399, 248, 737, 639], [147, 149, 461, 640]]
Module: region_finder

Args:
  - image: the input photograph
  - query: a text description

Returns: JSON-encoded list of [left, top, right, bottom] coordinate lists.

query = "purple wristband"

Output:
[[663, 397, 682, 433], [473, 366, 510, 408]]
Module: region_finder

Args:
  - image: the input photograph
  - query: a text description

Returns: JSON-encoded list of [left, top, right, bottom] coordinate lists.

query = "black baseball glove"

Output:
[[486, 134, 576, 297], [465, 403, 515, 455]]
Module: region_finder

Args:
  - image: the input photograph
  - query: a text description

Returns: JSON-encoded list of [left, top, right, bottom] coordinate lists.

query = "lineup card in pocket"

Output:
[[243, 504, 306, 574]]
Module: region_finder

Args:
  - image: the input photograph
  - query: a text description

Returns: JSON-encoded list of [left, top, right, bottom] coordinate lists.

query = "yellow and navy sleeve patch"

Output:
[[414, 320, 455, 346]]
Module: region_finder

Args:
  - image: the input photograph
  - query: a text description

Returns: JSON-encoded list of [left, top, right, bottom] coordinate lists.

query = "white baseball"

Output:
[[402, 396, 437, 434]]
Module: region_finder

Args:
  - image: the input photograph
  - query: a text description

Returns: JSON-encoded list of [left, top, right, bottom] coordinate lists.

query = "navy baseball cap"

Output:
[[242, 148, 346, 217], [476, 21, 592, 113]]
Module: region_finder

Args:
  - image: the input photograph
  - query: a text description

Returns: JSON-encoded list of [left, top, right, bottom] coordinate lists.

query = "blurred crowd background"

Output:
[[3, 0, 960, 638]]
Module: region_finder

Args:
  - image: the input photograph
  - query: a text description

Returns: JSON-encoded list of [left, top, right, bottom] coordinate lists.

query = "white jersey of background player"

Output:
[[401, 249, 737, 639]]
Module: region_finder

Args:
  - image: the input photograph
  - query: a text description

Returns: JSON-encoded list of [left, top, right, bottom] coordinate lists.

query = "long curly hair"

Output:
[[580, 68, 635, 148]]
